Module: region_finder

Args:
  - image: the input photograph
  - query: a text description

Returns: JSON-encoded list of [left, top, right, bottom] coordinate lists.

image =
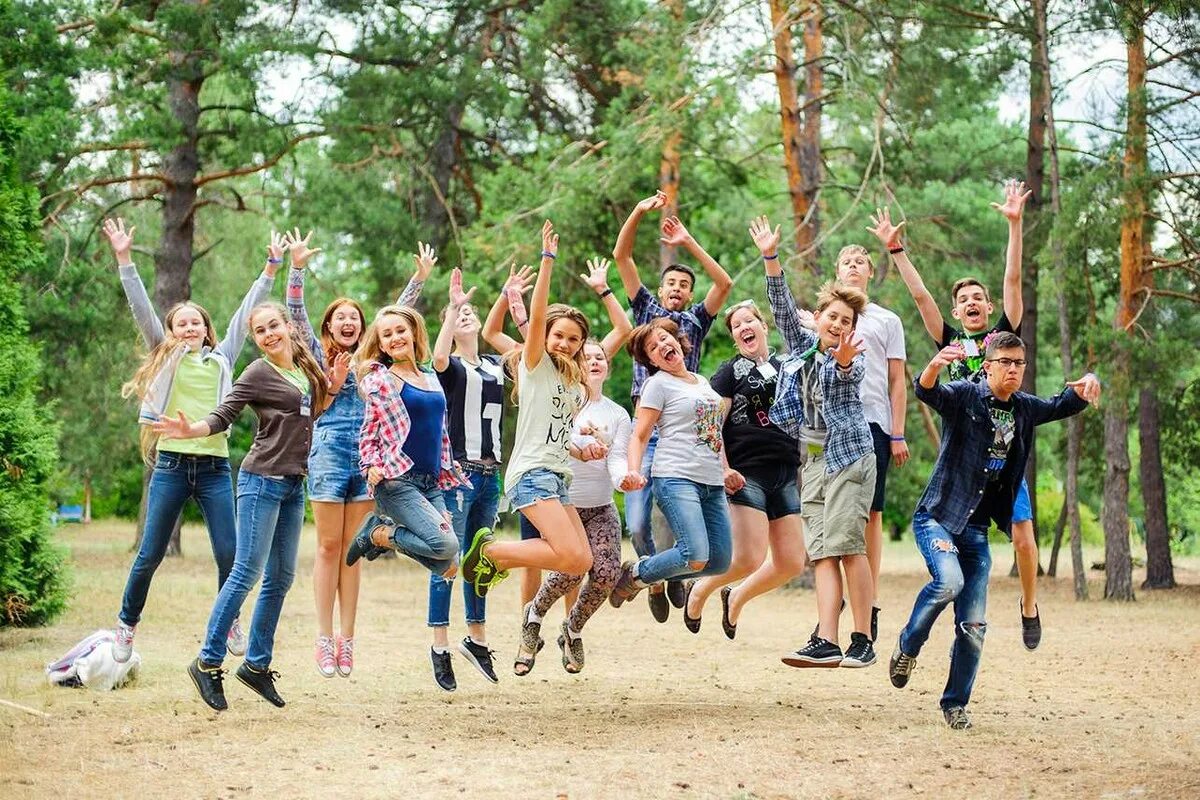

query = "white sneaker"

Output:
[[315, 635, 337, 678], [226, 618, 247, 657], [113, 621, 135, 663]]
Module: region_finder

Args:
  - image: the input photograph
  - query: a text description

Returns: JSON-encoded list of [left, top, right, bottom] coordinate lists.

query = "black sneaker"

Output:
[[1021, 602, 1042, 650], [682, 580, 701, 634], [666, 579, 686, 609], [346, 523, 388, 566], [457, 638, 498, 684], [841, 632, 876, 667], [557, 620, 584, 674], [236, 662, 285, 707], [430, 648, 456, 691], [871, 605, 880, 642], [647, 587, 670, 623], [943, 706, 972, 730], [720, 586, 737, 640], [889, 637, 917, 688], [781, 636, 843, 668], [187, 658, 227, 711], [520, 602, 543, 653]]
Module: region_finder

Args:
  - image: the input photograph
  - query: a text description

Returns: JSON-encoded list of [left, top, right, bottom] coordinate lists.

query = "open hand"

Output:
[[504, 263, 537, 295], [867, 207, 906, 249], [991, 179, 1033, 222], [831, 331, 865, 368], [329, 351, 351, 389], [448, 267, 476, 308], [541, 220, 558, 258], [102, 218, 135, 263], [414, 242, 437, 281], [284, 228, 322, 269], [748, 215, 780, 257], [636, 190, 669, 214], [581, 258, 611, 294], [151, 411, 192, 439], [659, 215, 692, 248], [266, 230, 287, 273]]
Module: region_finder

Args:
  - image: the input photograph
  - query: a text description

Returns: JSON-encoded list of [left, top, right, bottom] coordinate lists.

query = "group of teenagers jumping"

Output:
[[100, 177, 1101, 731]]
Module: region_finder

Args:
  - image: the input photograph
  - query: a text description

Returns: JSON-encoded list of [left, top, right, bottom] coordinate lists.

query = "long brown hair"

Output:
[[626, 317, 691, 376], [503, 303, 588, 403], [121, 301, 217, 464], [249, 302, 329, 411], [319, 297, 366, 360], [353, 305, 431, 383]]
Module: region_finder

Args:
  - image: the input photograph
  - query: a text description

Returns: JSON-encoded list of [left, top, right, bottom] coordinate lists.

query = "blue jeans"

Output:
[[120, 452, 236, 627], [899, 512, 992, 711], [360, 473, 458, 575], [625, 430, 658, 557], [428, 465, 500, 626], [637, 478, 732, 585], [200, 472, 305, 669]]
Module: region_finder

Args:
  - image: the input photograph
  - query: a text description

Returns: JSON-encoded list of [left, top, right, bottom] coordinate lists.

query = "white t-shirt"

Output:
[[568, 395, 632, 508], [639, 371, 725, 486], [856, 302, 906, 433], [504, 356, 583, 488]]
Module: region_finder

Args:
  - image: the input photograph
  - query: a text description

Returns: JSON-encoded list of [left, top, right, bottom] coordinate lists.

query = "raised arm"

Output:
[[914, 345, 966, 415], [661, 215, 733, 317], [868, 207, 944, 343], [215, 231, 283, 364], [482, 263, 533, 354], [991, 179, 1033, 329], [581, 257, 633, 360], [612, 191, 667, 301], [523, 220, 558, 371], [104, 218, 164, 348], [750, 216, 818, 342], [398, 242, 435, 308], [433, 267, 476, 372]]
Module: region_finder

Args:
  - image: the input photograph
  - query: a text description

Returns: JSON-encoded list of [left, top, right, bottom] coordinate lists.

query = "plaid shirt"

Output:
[[629, 285, 715, 400], [915, 377, 1089, 536], [358, 363, 468, 491]]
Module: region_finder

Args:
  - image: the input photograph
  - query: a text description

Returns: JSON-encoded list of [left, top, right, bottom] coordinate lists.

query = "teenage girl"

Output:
[[283, 229, 426, 678], [155, 302, 329, 710], [104, 218, 279, 663]]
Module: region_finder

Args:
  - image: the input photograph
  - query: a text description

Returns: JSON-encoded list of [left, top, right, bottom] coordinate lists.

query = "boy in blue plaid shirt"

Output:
[[750, 216, 879, 669]]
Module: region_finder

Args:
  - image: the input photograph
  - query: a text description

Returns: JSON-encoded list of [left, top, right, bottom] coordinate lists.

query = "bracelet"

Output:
[[599, 288, 613, 299], [267, 257, 283, 265], [888, 246, 905, 254], [890, 435, 906, 442], [762, 254, 779, 261], [541, 251, 557, 260]]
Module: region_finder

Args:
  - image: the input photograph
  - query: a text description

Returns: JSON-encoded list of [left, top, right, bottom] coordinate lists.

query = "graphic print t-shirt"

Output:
[[968, 396, 1016, 527], [638, 371, 724, 486], [437, 354, 504, 463], [504, 355, 582, 488], [937, 313, 1018, 383], [709, 354, 799, 477]]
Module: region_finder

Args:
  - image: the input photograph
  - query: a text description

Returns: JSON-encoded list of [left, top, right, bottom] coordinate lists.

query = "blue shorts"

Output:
[[505, 467, 570, 511], [729, 463, 802, 521], [307, 431, 370, 503], [1012, 477, 1032, 524]]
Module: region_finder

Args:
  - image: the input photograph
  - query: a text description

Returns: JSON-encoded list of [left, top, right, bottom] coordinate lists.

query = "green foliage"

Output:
[[0, 87, 68, 626]]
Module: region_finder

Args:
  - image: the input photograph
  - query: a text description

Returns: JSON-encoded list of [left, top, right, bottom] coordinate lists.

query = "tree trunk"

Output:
[[418, 102, 464, 255], [768, 0, 808, 265], [658, 129, 681, 270], [1047, 495, 1066, 577], [797, 1, 823, 274], [82, 473, 92, 524], [1139, 386, 1175, 588]]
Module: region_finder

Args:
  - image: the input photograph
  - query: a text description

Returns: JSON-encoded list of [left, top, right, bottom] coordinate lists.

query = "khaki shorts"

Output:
[[800, 450, 876, 561]]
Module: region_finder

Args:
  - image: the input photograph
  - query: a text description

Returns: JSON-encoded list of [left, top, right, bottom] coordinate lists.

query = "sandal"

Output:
[[512, 637, 545, 677]]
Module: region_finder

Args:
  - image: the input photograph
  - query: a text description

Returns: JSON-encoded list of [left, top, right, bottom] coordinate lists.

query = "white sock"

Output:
[[527, 605, 543, 625], [432, 645, 449, 655], [566, 625, 582, 642]]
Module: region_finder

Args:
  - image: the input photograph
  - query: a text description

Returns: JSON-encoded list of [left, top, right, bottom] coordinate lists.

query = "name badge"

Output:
[[756, 362, 777, 380], [300, 394, 313, 417], [961, 338, 980, 358]]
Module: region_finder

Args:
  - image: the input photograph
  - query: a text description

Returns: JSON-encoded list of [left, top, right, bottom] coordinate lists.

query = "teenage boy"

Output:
[[830, 245, 908, 641], [889, 333, 1099, 730], [612, 190, 734, 622], [868, 179, 1044, 649]]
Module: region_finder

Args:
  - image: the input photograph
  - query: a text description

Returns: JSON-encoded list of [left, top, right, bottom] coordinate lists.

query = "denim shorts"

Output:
[[506, 467, 570, 511], [307, 431, 370, 503], [1012, 477, 1033, 524], [729, 464, 802, 520]]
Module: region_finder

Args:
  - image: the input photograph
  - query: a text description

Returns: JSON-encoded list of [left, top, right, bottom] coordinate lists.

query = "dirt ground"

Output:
[[1, 521, 1198, 799]]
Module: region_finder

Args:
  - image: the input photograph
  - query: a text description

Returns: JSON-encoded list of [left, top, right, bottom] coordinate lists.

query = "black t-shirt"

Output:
[[436, 354, 505, 463], [968, 396, 1016, 527], [938, 312, 1018, 383], [709, 354, 800, 477]]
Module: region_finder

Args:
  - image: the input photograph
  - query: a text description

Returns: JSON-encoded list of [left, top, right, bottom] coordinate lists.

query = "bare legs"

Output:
[[865, 510, 884, 609], [726, 514, 807, 624], [687, 504, 768, 619], [1011, 519, 1038, 616], [815, 553, 873, 645], [486, 500, 591, 575], [312, 500, 372, 639]]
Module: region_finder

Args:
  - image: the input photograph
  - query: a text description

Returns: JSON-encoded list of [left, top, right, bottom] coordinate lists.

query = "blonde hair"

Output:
[[815, 281, 868, 324], [121, 301, 217, 464], [249, 302, 329, 411], [503, 303, 588, 403], [353, 305, 431, 382], [835, 244, 875, 274]]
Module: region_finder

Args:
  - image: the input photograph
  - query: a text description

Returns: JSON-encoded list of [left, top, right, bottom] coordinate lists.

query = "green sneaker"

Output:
[[472, 551, 510, 597], [461, 527, 494, 586]]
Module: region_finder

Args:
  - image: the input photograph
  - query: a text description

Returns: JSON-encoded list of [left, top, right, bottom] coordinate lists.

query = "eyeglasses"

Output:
[[987, 357, 1027, 368]]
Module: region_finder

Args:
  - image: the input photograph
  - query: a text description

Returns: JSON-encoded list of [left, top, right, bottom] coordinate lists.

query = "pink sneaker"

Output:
[[315, 635, 336, 678], [336, 636, 354, 677]]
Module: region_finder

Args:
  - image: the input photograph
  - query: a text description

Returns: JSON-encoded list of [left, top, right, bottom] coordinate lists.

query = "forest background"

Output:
[[3, 0, 1198, 623]]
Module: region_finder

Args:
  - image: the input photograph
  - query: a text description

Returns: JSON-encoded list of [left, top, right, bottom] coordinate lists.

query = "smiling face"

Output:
[[546, 317, 586, 360], [325, 302, 363, 349], [835, 247, 873, 291], [250, 307, 293, 361], [816, 299, 856, 350], [169, 305, 209, 351], [951, 283, 995, 333], [657, 267, 695, 312], [646, 327, 687, 373], [377, 312, 416, 367], [453, 303, 481, 339], [728, 306, 768, 360]]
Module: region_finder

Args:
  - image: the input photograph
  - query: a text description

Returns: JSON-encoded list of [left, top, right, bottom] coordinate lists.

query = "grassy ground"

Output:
[[1, 521, 1198, 799]]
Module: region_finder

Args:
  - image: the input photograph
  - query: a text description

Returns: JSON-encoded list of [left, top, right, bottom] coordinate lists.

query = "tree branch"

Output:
[[193, 131, 322, 186]]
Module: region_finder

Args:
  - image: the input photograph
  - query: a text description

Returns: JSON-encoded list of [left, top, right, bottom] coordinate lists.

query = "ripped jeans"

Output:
[[898, 512, 992, 711]]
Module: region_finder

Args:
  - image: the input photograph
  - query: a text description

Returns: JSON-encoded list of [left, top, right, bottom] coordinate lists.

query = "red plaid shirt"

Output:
[[358, 363, 468, 491]]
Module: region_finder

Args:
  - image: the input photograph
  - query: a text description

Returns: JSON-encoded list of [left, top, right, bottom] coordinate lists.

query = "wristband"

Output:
[[762, 254, 779, 261], [267, 257, 283, 265], [599, 288, 613, 299], [888, 246, 905, 254], [541, 251, 557, 260], [890, 435, 906, 442]]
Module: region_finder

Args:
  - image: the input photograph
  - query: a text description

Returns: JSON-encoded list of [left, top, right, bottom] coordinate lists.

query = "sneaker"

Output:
[[782, 636, 843, 668], [871, 605, 880, 643], [608, 561, 645, 609], [236, 662, 285, 707], [187, 658, 227, 711], [1021, 602, 1042, 650], [720, 587, 736, 641], [647, 587, 670, 623], [113, 621, 135, 664], [557, 621, 585, 673], [943, 706, 973, 730], [841, 632, 877, 668], [457, 637, 498, 684], [315, 635, 337, 678], [462, 528, 510, 597], [682, 580, 701, 634], [430, 648, 456, 691], [336, 635, 354, 677], [666, 579, 687, 609], [226, 618, 247, 657], [346, 523, 388, 566], [889, 637, 917, 688]]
